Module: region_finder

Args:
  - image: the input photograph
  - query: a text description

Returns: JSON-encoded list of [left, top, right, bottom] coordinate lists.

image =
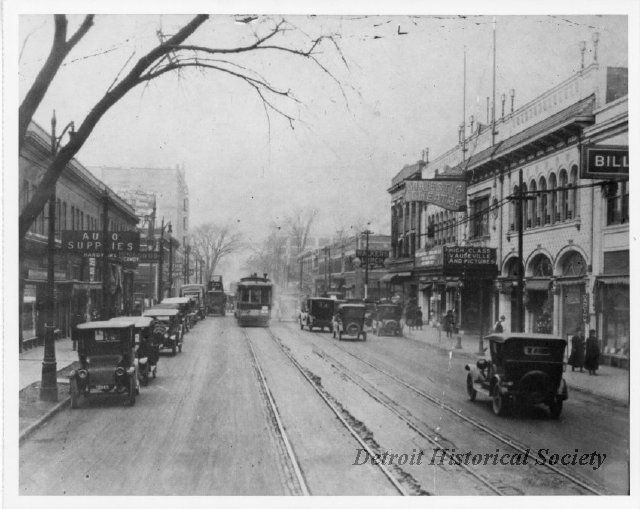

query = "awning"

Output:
[[525, 279, 551, 291], [419, 283, 433, 291], [380, 272, 412, 283], [597, 275, 629, 286], [445, 281, 459, 289]]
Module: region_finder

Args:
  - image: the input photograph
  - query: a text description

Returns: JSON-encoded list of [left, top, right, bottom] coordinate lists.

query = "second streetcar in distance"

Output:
[[235, 273, 273, 327]]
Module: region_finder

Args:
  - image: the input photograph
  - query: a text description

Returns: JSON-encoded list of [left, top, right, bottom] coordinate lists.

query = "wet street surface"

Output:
[[20, 316, 629, 495]]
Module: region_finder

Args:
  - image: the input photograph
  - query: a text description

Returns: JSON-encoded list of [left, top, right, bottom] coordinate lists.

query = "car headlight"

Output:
[[115, 367, 125, 377], [78, 369, 88, 379]]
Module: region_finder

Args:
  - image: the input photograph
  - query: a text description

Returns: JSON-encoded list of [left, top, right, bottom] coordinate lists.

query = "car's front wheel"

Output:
[[466, 374, 477, 401], [548, 398, 563, 419], [492, 386, 508, 416], [126, 377, 136, 407]]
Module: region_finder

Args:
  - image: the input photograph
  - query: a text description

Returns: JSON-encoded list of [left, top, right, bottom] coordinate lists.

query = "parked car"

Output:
[[109, 316, 159, 385], [373, 303, 403, 336], [332, 303, 367, 341], [143, 308, 183, 355], [69, 321, 139, 408], [156, 297, 195, 332], [180, 284, 207, 320], [464, 333, 568, 418], [299, 297, 337, 332]]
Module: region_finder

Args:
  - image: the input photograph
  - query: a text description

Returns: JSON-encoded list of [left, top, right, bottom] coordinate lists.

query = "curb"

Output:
[[19, 396, 70, 445]]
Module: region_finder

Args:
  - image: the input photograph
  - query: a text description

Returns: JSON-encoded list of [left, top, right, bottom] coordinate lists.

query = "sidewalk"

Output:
[[19, 337, 78, 390], [403, 324, 630, 406]]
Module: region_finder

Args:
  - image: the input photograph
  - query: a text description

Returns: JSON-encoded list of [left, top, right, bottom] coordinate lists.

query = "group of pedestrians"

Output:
[[569, 328, 601, 375]]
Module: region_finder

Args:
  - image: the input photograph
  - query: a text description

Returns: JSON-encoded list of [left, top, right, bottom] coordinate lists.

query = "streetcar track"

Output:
[[242, 328, 310, 496], [257, 327, 415, 495], [304, 328, 607, 495]]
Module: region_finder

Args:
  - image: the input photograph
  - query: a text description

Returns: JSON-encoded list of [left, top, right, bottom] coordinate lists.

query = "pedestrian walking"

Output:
[[568, 328, 585, 372], [445, 310, 455, 338], [584, 329, 600, 375], [494, 315, 505, 333], [416, 307, 423, 330]]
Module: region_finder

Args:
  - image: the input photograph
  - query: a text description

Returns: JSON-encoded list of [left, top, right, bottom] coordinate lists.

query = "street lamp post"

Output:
[[40, 112, 75, 402], [157, 220, 172, 301], [167, 224, 173, 296]]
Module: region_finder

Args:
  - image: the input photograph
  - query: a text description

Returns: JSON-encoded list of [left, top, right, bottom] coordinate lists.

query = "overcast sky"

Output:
[[17, 11, 629, 254]]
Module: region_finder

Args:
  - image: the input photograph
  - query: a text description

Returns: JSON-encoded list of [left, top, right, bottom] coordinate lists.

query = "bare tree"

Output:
[[190, 223, 243, 283], [19, 14, 348, 240], [281, 207, 319, 257], [19, 15, 94, 153]]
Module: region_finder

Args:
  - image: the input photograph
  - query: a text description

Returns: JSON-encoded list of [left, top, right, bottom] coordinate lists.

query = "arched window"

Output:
[[530, 254, 553, 277], [539, 177, 548, 225], [549, 173, 558, 224], [558, 169, 568, 221], [569, 165, 578, 219], [529, 180, 538, 227], [560, 251, 587, 277]]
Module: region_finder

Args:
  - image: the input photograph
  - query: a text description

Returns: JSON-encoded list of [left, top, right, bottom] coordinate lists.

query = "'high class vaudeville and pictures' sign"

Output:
[[61, 230, 140, 257]]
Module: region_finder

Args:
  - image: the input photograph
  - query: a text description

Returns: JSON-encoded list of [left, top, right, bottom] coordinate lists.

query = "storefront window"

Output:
[[606, 181, 629, 225]]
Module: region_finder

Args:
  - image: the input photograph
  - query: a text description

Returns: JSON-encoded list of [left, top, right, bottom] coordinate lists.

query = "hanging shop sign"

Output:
[[403, 179, 467, 211], [443, 246, 498, 277], [138, 251, 160, 263], [355, 249, 389, 269], [62, 231, 140, 255], [580, 144, 628, 179]]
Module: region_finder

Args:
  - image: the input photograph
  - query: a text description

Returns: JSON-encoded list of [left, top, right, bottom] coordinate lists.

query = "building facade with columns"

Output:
[[387, 60, 628, 365]]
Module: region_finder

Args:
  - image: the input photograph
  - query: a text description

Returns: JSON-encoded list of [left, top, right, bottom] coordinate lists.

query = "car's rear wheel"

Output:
[[362, 332, 367, 341], [172, 343, 177, 356], [466, 374, 477, 401], [338, 331, 342, 341], [346, 323, 360, 337], [492, 386, 507, 416], [548, 398, 563, 419]]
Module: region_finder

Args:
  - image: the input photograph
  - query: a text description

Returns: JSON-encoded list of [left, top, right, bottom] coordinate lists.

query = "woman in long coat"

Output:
[[568, 329, 585, 372], [584, 329, 600, 375]]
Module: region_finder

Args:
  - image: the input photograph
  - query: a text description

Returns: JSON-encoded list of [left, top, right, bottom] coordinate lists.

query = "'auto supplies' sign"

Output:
[[443, 246, 497, 276], [62, 231, 140, 256]]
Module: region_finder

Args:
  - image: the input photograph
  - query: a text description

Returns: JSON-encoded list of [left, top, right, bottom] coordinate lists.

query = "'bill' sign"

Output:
[[403, 179, 467, 211], [581, 144, 628, 179], [62, 231, 140, 255]]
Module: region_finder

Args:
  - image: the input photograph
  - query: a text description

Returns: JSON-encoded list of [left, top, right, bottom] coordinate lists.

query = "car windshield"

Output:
[[94, 330, 120, 342]]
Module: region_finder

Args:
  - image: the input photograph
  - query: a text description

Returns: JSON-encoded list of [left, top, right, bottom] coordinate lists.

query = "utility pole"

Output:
[[517, 169, 525, 332], [158, 218, 165, 302], [363, 229, 373, 300], [102, 190, 110, 319]]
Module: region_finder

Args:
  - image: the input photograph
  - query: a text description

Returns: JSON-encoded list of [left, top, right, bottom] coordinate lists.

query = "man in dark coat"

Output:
[[584, 329, 600, 375]]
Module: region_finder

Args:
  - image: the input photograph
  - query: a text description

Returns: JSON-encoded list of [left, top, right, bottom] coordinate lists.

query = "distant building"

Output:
[[92, 165, 191, 298]]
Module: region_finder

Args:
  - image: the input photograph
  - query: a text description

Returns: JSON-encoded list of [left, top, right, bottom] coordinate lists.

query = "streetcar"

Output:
[[235, 273, 273, 327], [206, 276, 226, 316]]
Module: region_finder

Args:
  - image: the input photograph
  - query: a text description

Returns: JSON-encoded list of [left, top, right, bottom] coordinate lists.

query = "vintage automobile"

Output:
[[464, 333, 568, 418], [372, 303, 403, 336], [69, 321, 139, 408], [109, 316, 159, 385], [180, 284, 207, 320], [300, 297, 336, 332], [156, 297, 196, 332], [332, 303, 367, 341], [143, 308, 183, 355]]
